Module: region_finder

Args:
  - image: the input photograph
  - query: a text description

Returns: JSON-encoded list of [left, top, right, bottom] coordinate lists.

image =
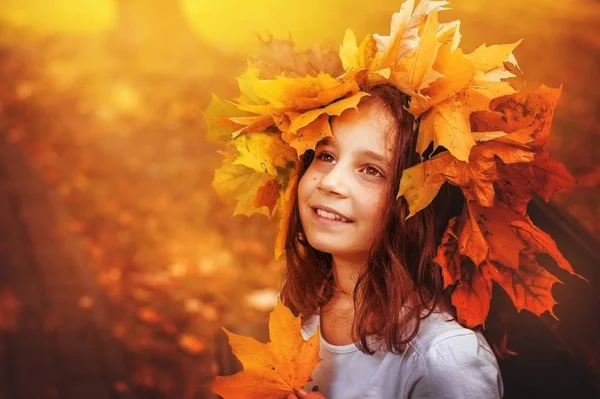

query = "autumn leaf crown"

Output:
[[204, 0, 583, 328]]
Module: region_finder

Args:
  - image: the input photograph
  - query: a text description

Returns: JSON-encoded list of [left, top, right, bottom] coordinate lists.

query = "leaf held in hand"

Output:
[[211, 299, 320, 399]]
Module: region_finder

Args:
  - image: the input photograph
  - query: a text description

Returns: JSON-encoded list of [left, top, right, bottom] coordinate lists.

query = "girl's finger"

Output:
[[296, 388, 327, 398]]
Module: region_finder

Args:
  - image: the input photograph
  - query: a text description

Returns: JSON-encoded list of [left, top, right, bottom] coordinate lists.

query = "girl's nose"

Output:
[[317, 167, 349, 197]]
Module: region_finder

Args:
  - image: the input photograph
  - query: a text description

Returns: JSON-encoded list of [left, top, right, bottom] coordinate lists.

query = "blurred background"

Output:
[[0, 0, 598, 398]]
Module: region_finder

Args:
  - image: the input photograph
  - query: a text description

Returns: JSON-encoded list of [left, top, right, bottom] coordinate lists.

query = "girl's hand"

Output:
[[286, 388, 327, 399]]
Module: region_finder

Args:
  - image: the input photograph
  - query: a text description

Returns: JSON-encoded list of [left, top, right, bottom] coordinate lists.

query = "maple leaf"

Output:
[[203, 95, 253, 143], [408, 44, 474, 117], [373, 0, 448, 68], [229, 115, 275, 139], [278, 92, 369, 156], [415, 83, 516, 162], [436, 20, 462, 52], [250, 35, 343, 79], [407, 32, 521, 160], [274, 168, 298, 261], [236, 73, 358, 115], [231, 132, 296, 177], [212, 163, 273, 218], [485, 84, 563, 149], [339, 30, 378, 71], [449, 259, 494, 328], [211, 299, 320, 399], [495, 150, 576, 216], [490, 256, 561, 319], [254, 179, 280, 217], [464, 40, 522, 76], [398, 136, 534, 218], [435, 201, 585, 327]]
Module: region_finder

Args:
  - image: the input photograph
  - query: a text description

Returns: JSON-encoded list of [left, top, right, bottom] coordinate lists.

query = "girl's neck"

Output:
[[330, 255, 365, 299]]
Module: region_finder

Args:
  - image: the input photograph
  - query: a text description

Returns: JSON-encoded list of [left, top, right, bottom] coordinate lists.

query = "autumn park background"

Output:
[[0, 0, 598, 398]]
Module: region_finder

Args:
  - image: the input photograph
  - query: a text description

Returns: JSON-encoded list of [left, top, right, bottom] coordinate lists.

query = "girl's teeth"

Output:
[[316, 208, 348, 222]]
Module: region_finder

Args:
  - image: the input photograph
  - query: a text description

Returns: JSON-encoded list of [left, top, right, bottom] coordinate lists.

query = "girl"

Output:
[[281, 83, 504, 398]]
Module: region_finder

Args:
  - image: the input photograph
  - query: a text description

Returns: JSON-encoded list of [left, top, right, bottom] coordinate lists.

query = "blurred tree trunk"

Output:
[[109, 0, 204, 72]]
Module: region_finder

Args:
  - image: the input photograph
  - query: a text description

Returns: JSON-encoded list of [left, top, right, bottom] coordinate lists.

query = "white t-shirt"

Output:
[[300, 310, 504, 399]]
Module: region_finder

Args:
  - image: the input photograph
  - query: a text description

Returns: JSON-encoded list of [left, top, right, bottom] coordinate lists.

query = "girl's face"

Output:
[[297, 101, 396, 262]]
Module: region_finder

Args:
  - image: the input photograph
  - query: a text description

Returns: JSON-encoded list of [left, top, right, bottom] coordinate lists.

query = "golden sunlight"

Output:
[[0, 0, 115, 34]]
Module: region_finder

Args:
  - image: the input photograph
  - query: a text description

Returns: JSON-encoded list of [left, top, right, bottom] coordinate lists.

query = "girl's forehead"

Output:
[[327, 102, 396, 155]]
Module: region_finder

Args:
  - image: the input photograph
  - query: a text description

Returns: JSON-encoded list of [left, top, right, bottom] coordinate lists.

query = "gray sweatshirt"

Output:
[[301, 310, 504, 399]]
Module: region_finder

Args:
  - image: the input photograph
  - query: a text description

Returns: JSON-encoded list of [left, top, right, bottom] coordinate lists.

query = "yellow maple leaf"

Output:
[[416, 95, 475, 162], [437, 20, 462, 52], [281, 114, 333, 157], [232, 132, 296, 177], [212, 163, 273, 218], [373, 0, 448, 69], [416, 81, 516, 162], [409, 44, 474, 116], [203, 95, 253, 143], [339, 30, 378, 71], [211, 299, 320, 399], [274, 168, 299, 261], [278, 92, 369, 156], [464, 40, 523, 73]]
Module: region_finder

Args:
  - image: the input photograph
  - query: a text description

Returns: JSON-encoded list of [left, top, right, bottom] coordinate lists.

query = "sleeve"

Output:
[[404, 332, 504, 399]]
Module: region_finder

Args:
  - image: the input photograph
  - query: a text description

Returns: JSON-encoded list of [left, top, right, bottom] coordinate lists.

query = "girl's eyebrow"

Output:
[[316, 137, 390, 166], [318, 137, 336, 148], [354, 149, 390, 166]]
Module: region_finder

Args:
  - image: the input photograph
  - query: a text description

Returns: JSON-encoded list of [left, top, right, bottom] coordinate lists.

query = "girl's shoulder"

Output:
[[408, 309, 493, 357], [404, 310, 504, 398]]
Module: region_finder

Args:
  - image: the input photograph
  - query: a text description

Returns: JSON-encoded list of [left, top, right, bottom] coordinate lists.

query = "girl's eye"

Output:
[[363, 165, 384, 177], [315, 152, 335, 163]]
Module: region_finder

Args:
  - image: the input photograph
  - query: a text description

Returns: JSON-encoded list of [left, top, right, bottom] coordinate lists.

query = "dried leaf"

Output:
[[487, 84, 563, 149], [212, 163, 272, 218], [436, 202, 585, 327], [203, 95, 252, 143], [409, 45, 475, 116], [417, 95, 475, 162], [399, 138, 534, 218], [274, 168, 298, 261], [339, 30, 378, 71], [451, 260, 493, 327], [211, 299, 320, 398], [282, 114, 333, 157], [465, 40, 523, 73], [254, 179, 280, 217], [232, 132, 296, 177], [491, 256, 560, 319], [280, 92, 368, 156], [250, 36, 343, 79]]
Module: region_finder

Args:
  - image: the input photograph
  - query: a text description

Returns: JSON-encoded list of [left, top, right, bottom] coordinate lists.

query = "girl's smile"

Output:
[[311, 206, 353, 225]]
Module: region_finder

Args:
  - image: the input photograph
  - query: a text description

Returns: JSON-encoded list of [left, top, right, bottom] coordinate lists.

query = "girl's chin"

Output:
[[305, 236, 363, 256]]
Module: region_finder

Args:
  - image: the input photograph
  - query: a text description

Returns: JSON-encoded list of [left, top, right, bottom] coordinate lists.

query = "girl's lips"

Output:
[[311, 208, 353, 225]]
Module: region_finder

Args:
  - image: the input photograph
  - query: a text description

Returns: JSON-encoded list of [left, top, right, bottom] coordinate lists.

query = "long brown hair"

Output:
[[280, 82, 463, 355]]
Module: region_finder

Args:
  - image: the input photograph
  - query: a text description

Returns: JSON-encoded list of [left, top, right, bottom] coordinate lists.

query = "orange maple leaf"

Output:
[[211, 299, 320, 399], [399, 137, 534, 218], [254, 179, 280, 217], [495, 150, 575, 216], [435, 201, 586, 327]]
